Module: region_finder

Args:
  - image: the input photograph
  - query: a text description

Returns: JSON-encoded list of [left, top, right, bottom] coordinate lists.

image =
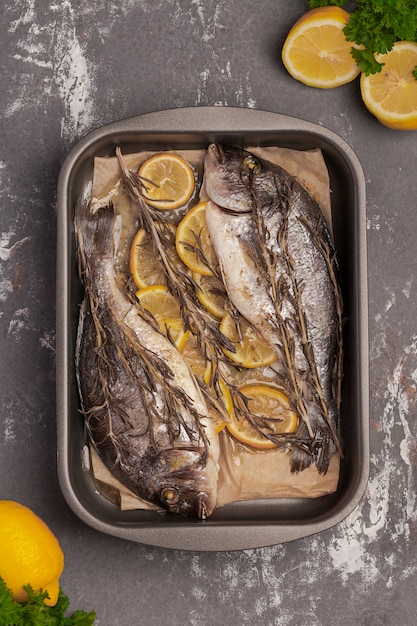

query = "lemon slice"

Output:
[[282, 7, 361, 88], [160, 317, 189, 350], [129, 224, 172, 289], [135, 285, 187, 347], [219, 313, 277, 369], [226, 384, 298, 450], [175, 201, 218, 276], [211, 378, 233, 434], [138, 153, 195, 210], [179, 331, 210, 381], [178, 334, 231, 433], [129, 223, 188, 289], [192, 272, 228, 319], [360, 41, 417, 130], [136, 285, 181, 320]]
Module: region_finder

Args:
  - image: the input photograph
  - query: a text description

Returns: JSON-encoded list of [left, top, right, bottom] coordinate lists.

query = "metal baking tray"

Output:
[[56, 107, 369, 551]]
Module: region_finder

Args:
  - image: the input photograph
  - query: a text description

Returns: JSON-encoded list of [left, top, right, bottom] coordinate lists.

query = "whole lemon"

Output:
[[0, 500, 64, 606]]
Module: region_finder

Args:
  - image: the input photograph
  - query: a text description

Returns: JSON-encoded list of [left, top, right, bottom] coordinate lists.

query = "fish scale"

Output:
[[203, 143, 342, 474], [75, 201, 219, 518]]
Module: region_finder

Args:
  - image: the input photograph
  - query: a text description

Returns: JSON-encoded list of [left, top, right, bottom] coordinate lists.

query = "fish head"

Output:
[[140, 447, 217, 519], [204, 143, 277, 213]]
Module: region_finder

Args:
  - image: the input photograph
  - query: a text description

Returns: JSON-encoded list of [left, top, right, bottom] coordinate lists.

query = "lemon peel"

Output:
[[138, 152, 195, 210], [360, 41, 417, 130], [282, 7, 361, 89], [175, 201, 218, 276], [226, 384, 298, 450], [0, 500, 64, 607]]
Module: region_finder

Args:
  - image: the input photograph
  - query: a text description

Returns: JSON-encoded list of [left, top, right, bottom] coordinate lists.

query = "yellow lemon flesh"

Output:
[[178, 334, 230, 433], [138, 152, 195, 210], [360, 41, 417, 130], [282, 7, 360, 88], [129, 223, 180, 289], [135, 285, 188, 348], [175, 201, 218, 276], [227, 384, 298, 450], [179, 331, 210, 382], [219, 312, 277, 369], [0, 500, 64, 606], [192, 271, 228, 319]]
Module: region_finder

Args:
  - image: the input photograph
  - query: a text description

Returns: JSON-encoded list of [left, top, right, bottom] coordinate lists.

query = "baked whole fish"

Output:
[[203, 144, 343, 474], [75, 201, 219, 518]]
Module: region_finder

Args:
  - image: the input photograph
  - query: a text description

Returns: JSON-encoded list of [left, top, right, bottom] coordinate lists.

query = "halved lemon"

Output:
[[175, 201, 218, 276], [138, 153, 195, 210], [219, 313, 277, 369], [192, 271, 228, 319], [226, 383, 298, 450], [135, 285, 187, 347], [282, 7, 361, 88], [360, 41, 417, 130]]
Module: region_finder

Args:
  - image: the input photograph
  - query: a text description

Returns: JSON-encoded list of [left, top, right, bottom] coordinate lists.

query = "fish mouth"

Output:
[[162, 490, 211, 519], [196, 492, 210, 520], [205, 144, 251, 214], [208, 143, 225, 165]]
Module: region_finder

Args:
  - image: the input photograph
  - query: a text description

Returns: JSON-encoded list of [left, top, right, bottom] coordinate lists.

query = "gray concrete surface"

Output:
[[1, 1, 416, 624]]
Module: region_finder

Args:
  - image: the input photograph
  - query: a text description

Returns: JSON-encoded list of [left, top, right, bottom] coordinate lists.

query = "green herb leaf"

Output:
[[349, 46, 385, 75], [307, 1, 346, 7], [306, 0, 417, 80], [343, 5, 397, 55], [0, 578, 96, 626], [0, 578, 24, 626]]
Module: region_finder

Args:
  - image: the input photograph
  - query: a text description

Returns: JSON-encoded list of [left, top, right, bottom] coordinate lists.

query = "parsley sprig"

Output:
[[307, 0, 417, 77], [0, 577, 96, 626]]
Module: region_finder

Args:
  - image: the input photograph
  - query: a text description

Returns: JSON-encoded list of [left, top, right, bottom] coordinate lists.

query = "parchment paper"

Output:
[[87, 145, 340, 512]]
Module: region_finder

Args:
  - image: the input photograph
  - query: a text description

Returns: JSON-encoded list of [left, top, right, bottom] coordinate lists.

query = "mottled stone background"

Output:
[[1, 1, 416, 624]]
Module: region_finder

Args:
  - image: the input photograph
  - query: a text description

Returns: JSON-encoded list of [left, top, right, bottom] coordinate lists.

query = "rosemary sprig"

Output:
[[246, 173, 314, 437], [116, 148, 316, 457], [297, 212, 345, 443], [245, 168, 343, 466], [178, 228, 217, 275], [116, 148, 238, 424], [75, 200, 210, 465]]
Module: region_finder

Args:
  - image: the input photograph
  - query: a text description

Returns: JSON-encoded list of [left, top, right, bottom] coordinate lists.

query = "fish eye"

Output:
[[159, 486, 180, 506], [243, 155, 261, 174]]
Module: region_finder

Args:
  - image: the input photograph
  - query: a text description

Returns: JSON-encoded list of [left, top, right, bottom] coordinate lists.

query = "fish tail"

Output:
[[75, 201, 115, 268], [291, 421, 336, 475], [290, 421, 314, 473], [314, 429, 336, 475]]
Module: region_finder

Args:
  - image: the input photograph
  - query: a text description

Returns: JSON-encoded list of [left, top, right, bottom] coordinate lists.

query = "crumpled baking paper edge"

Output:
[[87, 144, 340, 512]]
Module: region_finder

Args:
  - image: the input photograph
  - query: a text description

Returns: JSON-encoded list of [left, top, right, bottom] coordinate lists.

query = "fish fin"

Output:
[[75, 200, 115, 264], [313, 428, 336, 475], [290, 421, 314, 473], [290, 422, 336, 475]]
